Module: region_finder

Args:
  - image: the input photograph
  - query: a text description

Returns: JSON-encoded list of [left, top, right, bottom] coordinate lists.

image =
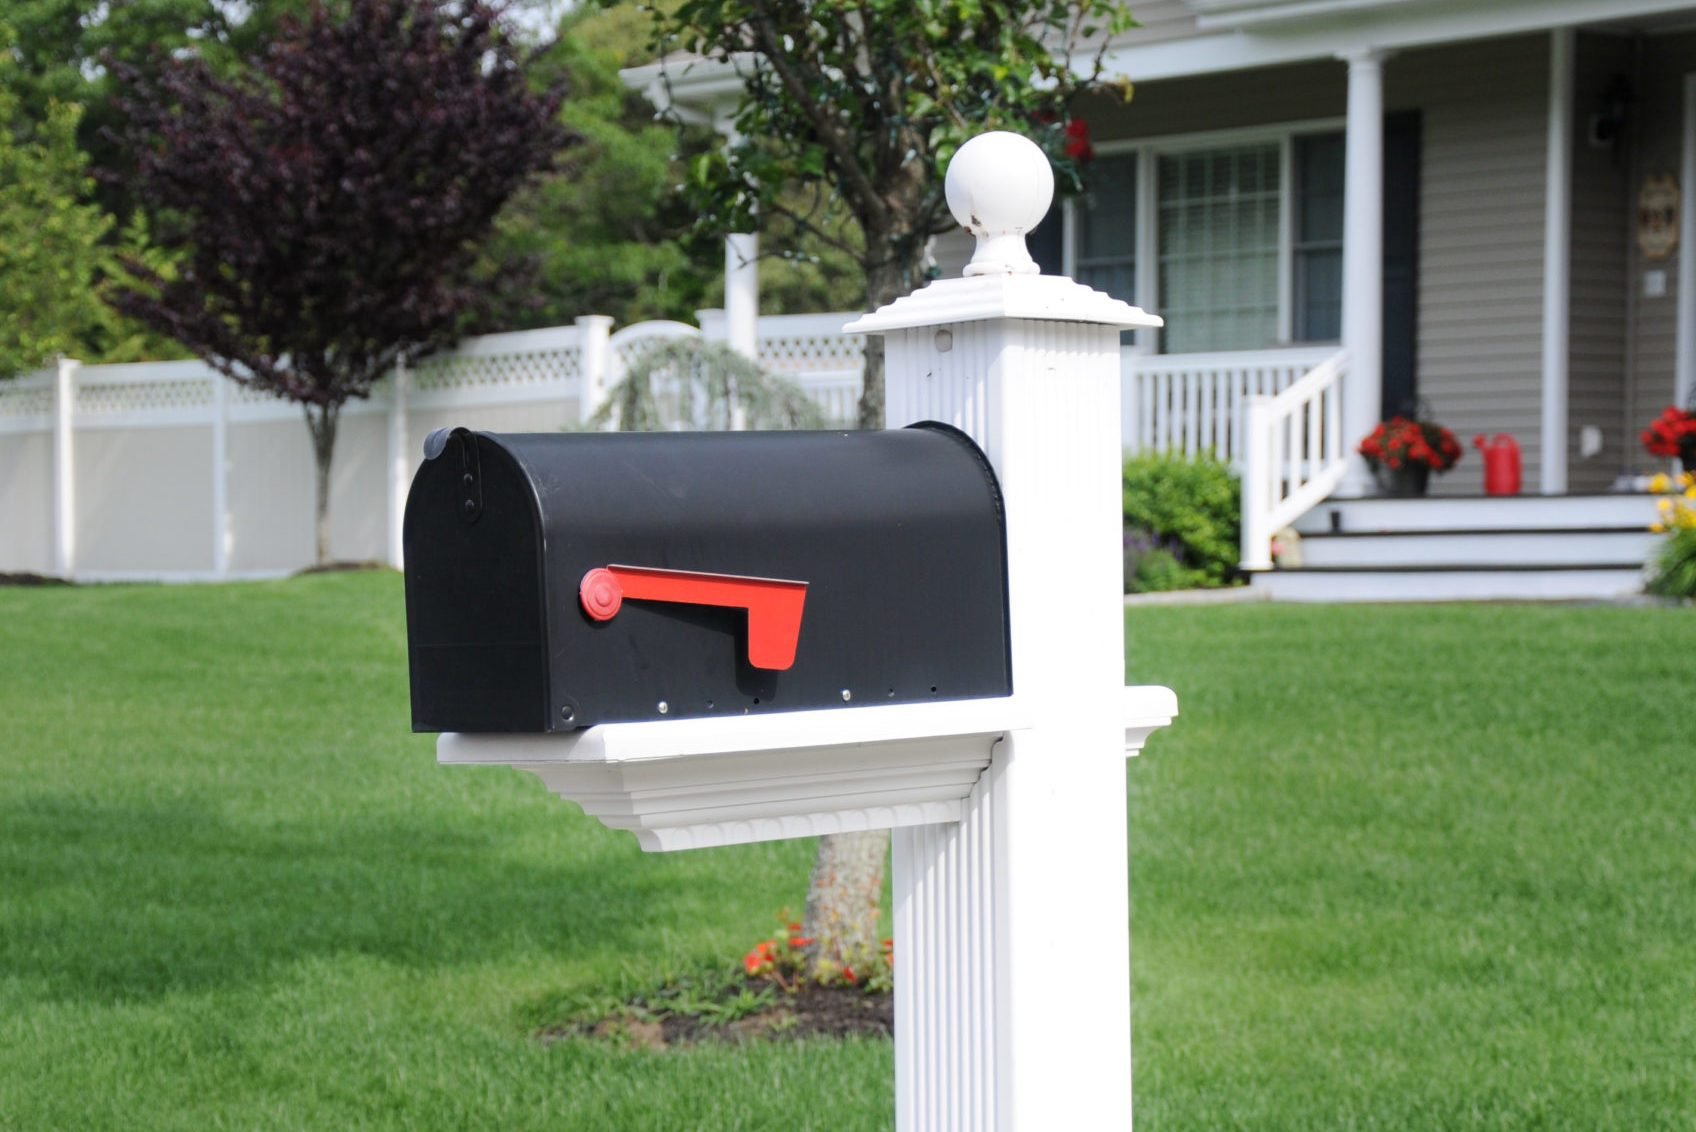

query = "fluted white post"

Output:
[[52, 357, 78, 579], [1339, 48, 1388, 496], [576, 314, 614, 426], [850, 133, 1166, 1131]]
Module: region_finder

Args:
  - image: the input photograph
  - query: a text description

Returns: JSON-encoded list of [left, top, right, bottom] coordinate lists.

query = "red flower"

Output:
[[1641, 406, 1696, 458], [1063, 119, 1094, 162]]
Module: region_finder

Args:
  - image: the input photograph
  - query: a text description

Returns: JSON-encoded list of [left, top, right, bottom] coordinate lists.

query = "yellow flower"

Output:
[[1658, 497, 1675, 513], [1681, 472, 1696, 489], [1649, 472, 1672, 494], [1652, 522, 1668, 533]]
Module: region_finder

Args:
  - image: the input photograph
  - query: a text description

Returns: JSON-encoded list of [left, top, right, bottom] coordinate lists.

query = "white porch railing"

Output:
[[1123, 345, 1338, 466], [1239, 348, 1350, 572]]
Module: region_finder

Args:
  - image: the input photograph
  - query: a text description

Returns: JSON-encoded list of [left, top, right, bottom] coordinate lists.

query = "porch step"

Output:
[[1252, 564, 1647, 603], [1295, 493, 1660, 534], [1257, 492, 1662, 602], [1295, 527, 1659, 568]]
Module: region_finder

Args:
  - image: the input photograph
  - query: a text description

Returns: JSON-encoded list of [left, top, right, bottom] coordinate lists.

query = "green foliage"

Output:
[[0, 38, 110, 378], [1647, 528, 1696, 599], [1122, 452, 1241, 589], [473, 4, 718, 330], [589, 338, 826, 432], [651, 0, 1135, 425]]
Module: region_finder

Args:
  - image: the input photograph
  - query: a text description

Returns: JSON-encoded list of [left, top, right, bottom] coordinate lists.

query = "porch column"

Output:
[[1339, 48, 1388, 496], [1540, 27, 1574, 494]]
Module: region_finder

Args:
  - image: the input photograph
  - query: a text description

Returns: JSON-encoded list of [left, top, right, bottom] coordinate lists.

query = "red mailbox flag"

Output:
[[579, 565, 808, 671]]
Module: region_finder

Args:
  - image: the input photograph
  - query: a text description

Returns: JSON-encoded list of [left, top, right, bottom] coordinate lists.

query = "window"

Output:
[[1070, 127, 1345, 355], [1158, 144, 1280, 354], [1075, 152, 1139, 303], [1294, 133, 1344, 342]]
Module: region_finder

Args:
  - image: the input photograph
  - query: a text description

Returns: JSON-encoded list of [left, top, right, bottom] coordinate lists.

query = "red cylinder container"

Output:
[[1473, 433, 1522, 496]]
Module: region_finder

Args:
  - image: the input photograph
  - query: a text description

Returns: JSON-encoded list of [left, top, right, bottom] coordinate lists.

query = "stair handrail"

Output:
[[1240, 348, 1350, 571]]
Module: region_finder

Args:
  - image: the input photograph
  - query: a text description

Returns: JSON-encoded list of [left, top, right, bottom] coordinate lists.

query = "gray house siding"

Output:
[[1629, 32, 1696, 444], [1568, 32, 1633, 493], [1387, 35, 1548, 496]]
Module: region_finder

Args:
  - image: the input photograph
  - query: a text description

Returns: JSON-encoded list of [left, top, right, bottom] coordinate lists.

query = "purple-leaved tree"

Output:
[[109, 0, 575, 564]]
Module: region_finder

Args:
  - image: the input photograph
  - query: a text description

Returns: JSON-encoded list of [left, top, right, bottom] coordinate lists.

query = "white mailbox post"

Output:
[[436, 132, 1175, 1131]]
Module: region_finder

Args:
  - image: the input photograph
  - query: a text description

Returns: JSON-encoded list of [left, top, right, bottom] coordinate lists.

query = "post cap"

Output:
[[945, 132, 1055, 277]]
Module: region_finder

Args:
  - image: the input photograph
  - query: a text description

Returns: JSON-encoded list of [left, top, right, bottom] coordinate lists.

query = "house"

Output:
[[627, 0, 1692, 599]]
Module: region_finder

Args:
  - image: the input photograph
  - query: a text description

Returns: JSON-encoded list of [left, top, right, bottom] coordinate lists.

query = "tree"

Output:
[[108, 0, 574, 564], [0, 28, 111, 379], [648, 0, 1132, 980], [658, 0, 1129, 428]]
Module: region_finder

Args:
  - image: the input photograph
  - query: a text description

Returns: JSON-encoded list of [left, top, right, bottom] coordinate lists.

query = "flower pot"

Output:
[[1374, 463, 1430, 498]]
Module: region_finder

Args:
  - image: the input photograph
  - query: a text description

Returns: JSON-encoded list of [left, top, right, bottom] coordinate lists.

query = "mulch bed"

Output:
[[542, 981, 892, 1050], [292, 560, 392, 576]]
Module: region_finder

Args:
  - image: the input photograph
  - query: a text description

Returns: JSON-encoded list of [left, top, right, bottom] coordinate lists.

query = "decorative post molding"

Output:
[[212, 373, 231, 576], [575, 314, 614, 426], [52, 357, 78, 579], [1541, 27, 1574, 493], [387, 358, 410, 570], [848, 132, 1169, 1131], [1339, 47, 1389, 496]]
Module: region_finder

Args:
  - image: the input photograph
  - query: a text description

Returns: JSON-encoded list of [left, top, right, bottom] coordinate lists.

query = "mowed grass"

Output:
[[0, 573, 887, 1131], [2, 576, 1692, 1129], [1124, 602, 1696, 1130]]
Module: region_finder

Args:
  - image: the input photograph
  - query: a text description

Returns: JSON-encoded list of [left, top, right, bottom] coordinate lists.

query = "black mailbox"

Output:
[[404, 424, 1010, 732]]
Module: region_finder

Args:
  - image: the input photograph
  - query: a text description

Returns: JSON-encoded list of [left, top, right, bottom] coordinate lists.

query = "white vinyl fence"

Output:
[[0, 311, 865, 581], [0, 306, 1322, 580]]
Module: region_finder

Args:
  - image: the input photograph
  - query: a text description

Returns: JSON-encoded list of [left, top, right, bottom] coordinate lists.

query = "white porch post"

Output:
[[852, 134, 1165, 1131], [575, 314, 614, 426], [1339, 48, 1387, 496], [1541, 27, 1575, 494], [386, 359, 410, 570], [52, 357, 78, 578]]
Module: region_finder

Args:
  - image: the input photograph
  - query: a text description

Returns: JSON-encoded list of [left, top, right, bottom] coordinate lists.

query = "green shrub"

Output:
[[1122, 452, 1241, 590], [1647, 528, 1696, 599]]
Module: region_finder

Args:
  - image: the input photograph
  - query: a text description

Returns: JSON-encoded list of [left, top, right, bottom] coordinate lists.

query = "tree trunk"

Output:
[[854, 247, 915, 432], [802, 829, 888, 977], [303, 403, 340, 566]]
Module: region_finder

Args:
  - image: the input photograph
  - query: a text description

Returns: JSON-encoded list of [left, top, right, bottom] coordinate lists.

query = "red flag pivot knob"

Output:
[[579, 568, 624, 620], [577, 564, 808, 671]]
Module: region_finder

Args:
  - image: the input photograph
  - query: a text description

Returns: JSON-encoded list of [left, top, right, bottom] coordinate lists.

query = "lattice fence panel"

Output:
[[77, 376, 215, 416], [0, 381, 55, 422], [758, 333, 865, 375], [413, 346, 582, 393]]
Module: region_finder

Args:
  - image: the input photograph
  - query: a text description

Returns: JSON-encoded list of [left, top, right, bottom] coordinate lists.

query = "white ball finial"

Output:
[[945, 131, 1055, 277]]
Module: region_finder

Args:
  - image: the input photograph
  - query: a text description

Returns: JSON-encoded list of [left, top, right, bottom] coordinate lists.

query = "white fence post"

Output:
[[52, 357, 78, 579], [575, 315, 614, 426], [212, 374, 231, 576], [387, 358, 410, 570], [851, 133, 1167, 1131]]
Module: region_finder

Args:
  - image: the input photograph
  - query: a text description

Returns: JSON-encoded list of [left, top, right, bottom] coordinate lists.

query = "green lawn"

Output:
[[1, 576, 1691, 1129]]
